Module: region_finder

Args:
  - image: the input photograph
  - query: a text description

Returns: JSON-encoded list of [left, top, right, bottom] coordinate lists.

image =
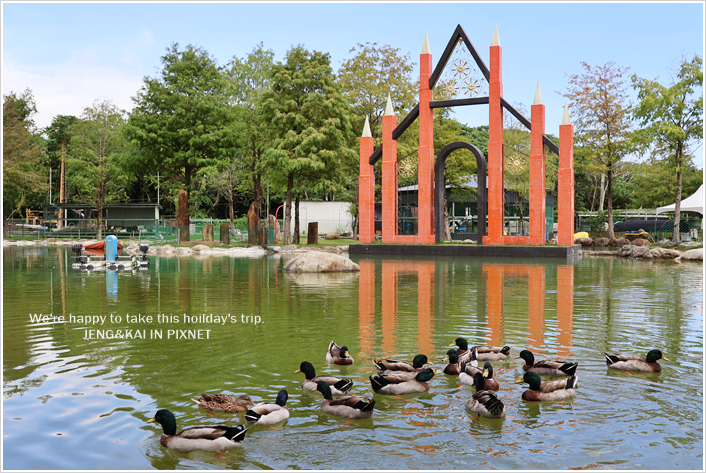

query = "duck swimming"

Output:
[[245, 390, 290, 425], [315, 381, 375, 419], [464, 372, 506, 419], [603, 349, 667, 373], [516, 349, 578, 377], [296, 361, 353, 395], [147, 409, 248, 454], [326, 341, 354, 365]]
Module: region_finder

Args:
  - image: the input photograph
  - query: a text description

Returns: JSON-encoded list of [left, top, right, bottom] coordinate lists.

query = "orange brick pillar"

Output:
[[529, 84, 546, 245], [558, 105, 575, 246], [418, 35, 435, 244], [485, 26, 504, 245], [381, 97, 398, 243], [359, 118, 375, 243]]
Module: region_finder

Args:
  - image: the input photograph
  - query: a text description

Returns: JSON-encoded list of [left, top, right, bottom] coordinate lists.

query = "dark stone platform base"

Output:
[[349, 244, 581, 258]]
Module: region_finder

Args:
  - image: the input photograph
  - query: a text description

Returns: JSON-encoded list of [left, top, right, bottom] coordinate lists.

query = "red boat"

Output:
[[83, 241, 124, 250], [82, 240, 124, 256]]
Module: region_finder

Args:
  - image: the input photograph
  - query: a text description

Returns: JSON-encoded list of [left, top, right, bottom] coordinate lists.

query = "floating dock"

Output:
[[349, 244, 581, 258]]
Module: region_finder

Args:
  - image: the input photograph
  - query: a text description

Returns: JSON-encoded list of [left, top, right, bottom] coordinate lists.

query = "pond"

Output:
[[2, 246, 703, 470]]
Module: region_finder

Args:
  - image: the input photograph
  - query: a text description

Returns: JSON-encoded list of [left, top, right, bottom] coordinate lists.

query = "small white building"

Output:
[[286, 201, 354, 236]]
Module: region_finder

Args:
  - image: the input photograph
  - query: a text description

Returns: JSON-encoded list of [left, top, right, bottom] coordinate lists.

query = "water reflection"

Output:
[[3, 247, 702, 470], [359, 260, 575, 357]]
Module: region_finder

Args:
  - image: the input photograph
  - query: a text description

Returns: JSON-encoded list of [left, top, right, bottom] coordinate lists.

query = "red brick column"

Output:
[[529, 91, 546, 245], [359, 129, 375, 243], [558, 111, 575, 246], [418, 42, 435, 244], [484, 29, 504, 245], [382, 103, 398, 243]]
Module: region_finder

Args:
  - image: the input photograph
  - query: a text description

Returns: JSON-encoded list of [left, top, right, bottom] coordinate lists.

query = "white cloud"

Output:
[[3, 50, 146, 131]]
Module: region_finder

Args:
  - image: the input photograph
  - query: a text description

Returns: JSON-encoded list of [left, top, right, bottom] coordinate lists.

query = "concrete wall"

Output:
[[293, 202, 354, 235]]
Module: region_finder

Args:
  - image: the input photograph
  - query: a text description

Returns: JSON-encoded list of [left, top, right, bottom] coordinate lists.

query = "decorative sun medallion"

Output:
[[445, 80, 458, 96], [451, 58, 469, 80], [436, 39, 488, 99], [505, 147, 528, 176], [463, 77, 482, 96], [398, 160, 415, 179]]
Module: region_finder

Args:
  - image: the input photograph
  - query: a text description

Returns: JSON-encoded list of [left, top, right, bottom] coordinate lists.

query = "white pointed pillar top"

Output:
[[491, 24, 500, 46], [422, 33, 430, 54], [562, 102, 571, 125], [362, 116, 372, 137], [385, 94, 394, 116], [533, 82, 542, 105]]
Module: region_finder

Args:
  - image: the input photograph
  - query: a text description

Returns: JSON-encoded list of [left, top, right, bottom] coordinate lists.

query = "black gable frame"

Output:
[[429, 24, 490, 89], [366, 24, 560, 165], [501, 98, 560, 155]]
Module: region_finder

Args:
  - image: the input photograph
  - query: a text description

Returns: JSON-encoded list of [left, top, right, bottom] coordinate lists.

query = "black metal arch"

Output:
[[434, 142, 487, 244]]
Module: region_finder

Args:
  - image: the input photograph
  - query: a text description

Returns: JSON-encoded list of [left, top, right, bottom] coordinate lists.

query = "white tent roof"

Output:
[[656, 185, 704, 216]]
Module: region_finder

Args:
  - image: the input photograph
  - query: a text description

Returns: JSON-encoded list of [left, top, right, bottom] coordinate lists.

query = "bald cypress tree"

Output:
[[261, 45, 355, 244]]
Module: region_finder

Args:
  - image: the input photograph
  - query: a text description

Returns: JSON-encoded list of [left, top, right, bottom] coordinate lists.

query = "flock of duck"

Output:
[[146, 338, 668, 457]]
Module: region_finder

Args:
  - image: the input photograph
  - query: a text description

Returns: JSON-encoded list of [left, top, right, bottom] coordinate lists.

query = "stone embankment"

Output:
[[578, 237, 703, 261], [2, 239, 353, 259]]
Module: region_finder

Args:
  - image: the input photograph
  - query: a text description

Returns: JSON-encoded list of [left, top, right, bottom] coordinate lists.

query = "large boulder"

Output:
[[632, 238, 651, 247], [609, 237, 630, 247], [575, 237, 594, 246], [594, 237, 610, 247], [226, 247, 267, 258], [649, 248, 682, 259], [616, 244, 650, 259], [677, 248, 703, 261], [283, 251, 360, 273], [191, 244, 211, 253], [155, 245, 175, 253]]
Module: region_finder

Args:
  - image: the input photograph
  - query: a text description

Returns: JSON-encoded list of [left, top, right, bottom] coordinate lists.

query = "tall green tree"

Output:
[[631, 55, 703, 242], [67, 100, 133, 239], [563, 62, 633, 239], [226, 43, 275, 222], [630, 155, 702, 210], [261, 45, 356, 244], [126, 43, 238, 219], [44, 114, 78, 207], [3, 89, 47, 219], [338, 42, 417, 141]]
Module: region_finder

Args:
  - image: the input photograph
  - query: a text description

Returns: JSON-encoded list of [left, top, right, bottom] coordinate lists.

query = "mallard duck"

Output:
[[244, 390, 290, 425], [449, 337, 472, 363], [326, 341, 354, 365], [516, 349, 578, 377], [296, 361, 353, 395], [191, 394, 254, 413], [603, 349, 668, 373], [472, 345, 511, 361], [369, 368, 435, 395], [443, 349, 461, 375], [464, 372, 506, 419], [147, 409, 248, 454], [374, 354, 428, 374], [459, 362, 500, 391], [517, 372, 577, 401], [315, 381, 375, 419]]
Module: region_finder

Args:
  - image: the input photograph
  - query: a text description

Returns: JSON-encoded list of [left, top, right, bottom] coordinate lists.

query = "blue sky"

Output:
[[3, 2, 704, 146]]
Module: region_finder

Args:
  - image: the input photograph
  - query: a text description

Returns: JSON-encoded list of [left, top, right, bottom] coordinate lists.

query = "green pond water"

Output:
[[2, 246, 703, 470]]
